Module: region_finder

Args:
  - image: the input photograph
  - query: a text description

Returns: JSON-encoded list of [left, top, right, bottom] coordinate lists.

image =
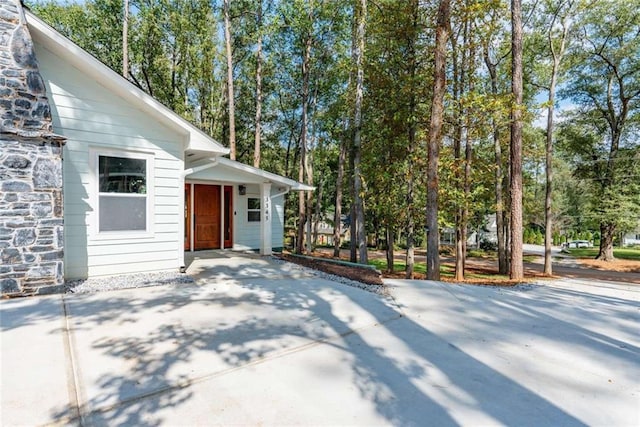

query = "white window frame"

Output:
[[247, 197, 261, 222], [89, 148, 155, 240]]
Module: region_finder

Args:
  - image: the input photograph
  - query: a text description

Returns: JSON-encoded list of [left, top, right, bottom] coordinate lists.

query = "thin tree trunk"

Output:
[[483, 44, 508, 275], [297, 171, 306, 254], [510, 0, 524, 280], [544, 8, 570, 276], [122, 0, 128, 78], [223, 0, 236, 160], [352, 0, 368, 265], [253, 1, 263, 168], [405, 0, 419, 279], [333, 128, 348, 257], [350, 202, 357, 262], [463, 119, 472, 272], [296, 35, 313, 254], [426, 0, 450, 281], [451, 17, 466, 282], [313, 178, 323, 246]]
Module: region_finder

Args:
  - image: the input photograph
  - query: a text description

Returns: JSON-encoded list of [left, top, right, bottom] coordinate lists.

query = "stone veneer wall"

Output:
[[0, 137, 64, 294], [1, 0, 66, 295]]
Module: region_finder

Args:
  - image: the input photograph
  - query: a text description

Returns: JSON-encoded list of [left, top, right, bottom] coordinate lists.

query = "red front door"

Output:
[[194, 184, 221, 250]]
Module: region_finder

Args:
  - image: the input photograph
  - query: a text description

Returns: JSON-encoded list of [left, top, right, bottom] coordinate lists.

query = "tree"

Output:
[[122, 0, 128, 78], [563, 0, 640, 260], [538, 0, 574, 275], [352, 0, 368, 264], [509, 0, 524, 280], [426, 0, 450, 280], [224, 0, 237, 160], [253, 0, 263, 168], [480, 1, 511, 275]]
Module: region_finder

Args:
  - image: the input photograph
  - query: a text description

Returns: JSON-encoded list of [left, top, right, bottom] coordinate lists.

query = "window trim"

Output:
[[247, 197, 261, 222], [89, 148, 154, 240]]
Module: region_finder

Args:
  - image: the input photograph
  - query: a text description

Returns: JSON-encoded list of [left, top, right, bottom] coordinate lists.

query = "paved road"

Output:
[[2, 254, 639, 426]]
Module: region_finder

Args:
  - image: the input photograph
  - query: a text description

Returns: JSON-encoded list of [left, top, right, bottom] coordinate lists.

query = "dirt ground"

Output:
[[577, 258, 640, 273], [285, 248, 640, 286], [277, 253, 384, 286]]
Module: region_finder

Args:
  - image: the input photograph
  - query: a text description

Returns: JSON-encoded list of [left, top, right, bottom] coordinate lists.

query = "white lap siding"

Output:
[[233, 184, 262, 251], [34, 42, 184, 279], [271, 193, 284, 251]]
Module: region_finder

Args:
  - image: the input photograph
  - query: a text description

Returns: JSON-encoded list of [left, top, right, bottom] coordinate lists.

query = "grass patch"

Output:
[[369, 259, 427, 275], [567, 248, 640, 261], [369, 258, 510, 281]]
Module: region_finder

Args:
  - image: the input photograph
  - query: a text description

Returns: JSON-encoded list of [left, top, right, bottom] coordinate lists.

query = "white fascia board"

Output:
[[25, 11, 229, 156], [216, 157, 315, 191]]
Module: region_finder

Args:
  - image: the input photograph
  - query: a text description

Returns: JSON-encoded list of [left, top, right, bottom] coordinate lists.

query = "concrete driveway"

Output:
[[1, 254, 639, 426]]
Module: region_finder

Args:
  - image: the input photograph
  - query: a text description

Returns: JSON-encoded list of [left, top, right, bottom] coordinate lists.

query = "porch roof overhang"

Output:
[[184, 156, 315, 192]]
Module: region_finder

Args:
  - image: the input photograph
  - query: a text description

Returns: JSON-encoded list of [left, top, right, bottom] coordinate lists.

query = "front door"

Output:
[[194, 184, 221, 250]]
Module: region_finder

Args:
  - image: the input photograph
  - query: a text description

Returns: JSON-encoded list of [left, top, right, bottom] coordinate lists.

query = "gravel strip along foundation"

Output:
[[63, 258, 388, 296], [65, 272, 194, 294]]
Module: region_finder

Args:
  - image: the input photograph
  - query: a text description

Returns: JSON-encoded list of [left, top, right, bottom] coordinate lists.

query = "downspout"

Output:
[[178, 157, 219, 272]]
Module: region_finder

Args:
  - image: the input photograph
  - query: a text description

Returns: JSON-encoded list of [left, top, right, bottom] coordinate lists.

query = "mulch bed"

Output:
[[277, 253, 385, 286]]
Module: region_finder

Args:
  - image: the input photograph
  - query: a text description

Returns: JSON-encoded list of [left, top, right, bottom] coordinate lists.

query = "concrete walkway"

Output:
[[1, 254, 639, 426]]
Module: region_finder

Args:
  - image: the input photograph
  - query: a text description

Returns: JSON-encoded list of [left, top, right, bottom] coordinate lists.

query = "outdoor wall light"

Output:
[[239, 185, 247, 195]]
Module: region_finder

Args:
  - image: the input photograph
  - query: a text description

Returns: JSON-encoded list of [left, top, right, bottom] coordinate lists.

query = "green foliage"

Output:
[[26, 0, 639, 260]]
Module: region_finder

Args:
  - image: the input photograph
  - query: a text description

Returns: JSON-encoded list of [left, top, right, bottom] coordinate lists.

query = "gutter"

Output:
[[180, 157, 219, 178]]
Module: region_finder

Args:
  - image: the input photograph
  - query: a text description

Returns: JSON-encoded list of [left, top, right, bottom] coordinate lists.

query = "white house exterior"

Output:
[[623, 226, 640, 247], [25, 11, 312, 280]]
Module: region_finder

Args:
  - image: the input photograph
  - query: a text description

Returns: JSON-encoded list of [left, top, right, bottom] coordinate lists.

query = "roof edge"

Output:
[[25, 10, 229, 156], [216, 157, 315, 191]]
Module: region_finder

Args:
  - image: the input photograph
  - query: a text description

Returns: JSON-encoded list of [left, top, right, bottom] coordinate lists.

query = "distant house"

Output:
[[0, 2, 312, 295], [313, 217, 349, 247], [623, 222, 640, 247], [442, 214, 497, 247]]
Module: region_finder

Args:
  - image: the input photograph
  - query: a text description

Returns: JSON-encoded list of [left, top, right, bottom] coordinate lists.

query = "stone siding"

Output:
[[1, 0, 66, 295], [1, 136, 64, 294], [1, 0, 53, 134]]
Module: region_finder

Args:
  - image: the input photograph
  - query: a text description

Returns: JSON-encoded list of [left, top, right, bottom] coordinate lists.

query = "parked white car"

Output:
[[564, 240, 593, 249]]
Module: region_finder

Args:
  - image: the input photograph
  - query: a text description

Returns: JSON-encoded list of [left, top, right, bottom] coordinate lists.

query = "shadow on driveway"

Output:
[[2, 256, 637, 426]]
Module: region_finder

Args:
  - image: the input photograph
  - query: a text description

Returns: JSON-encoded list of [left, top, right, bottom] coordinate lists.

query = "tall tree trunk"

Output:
[[350, 202, 357, 262], [333, 128, 347, 257], [122, 0, 128, 78], [543, 18, 569, 275], [253, 0, 263, 168], [405, 0, 419, 279], [463, 118, 472, 272], [451, 15, 467, 282], [426, 0, 450, 281], [296, 35, 313, 254], [543, 72, 557, 276], [510, 0, 524, 280], [313, 178, 323, 245], [297, 169, 306, 254], [483, 45, 508, 274], [223, 0, 236, 160], [352, 0, 368, 265]]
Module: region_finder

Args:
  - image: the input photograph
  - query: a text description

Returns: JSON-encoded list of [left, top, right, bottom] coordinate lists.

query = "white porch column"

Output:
[[260, 182, 272, 255]]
